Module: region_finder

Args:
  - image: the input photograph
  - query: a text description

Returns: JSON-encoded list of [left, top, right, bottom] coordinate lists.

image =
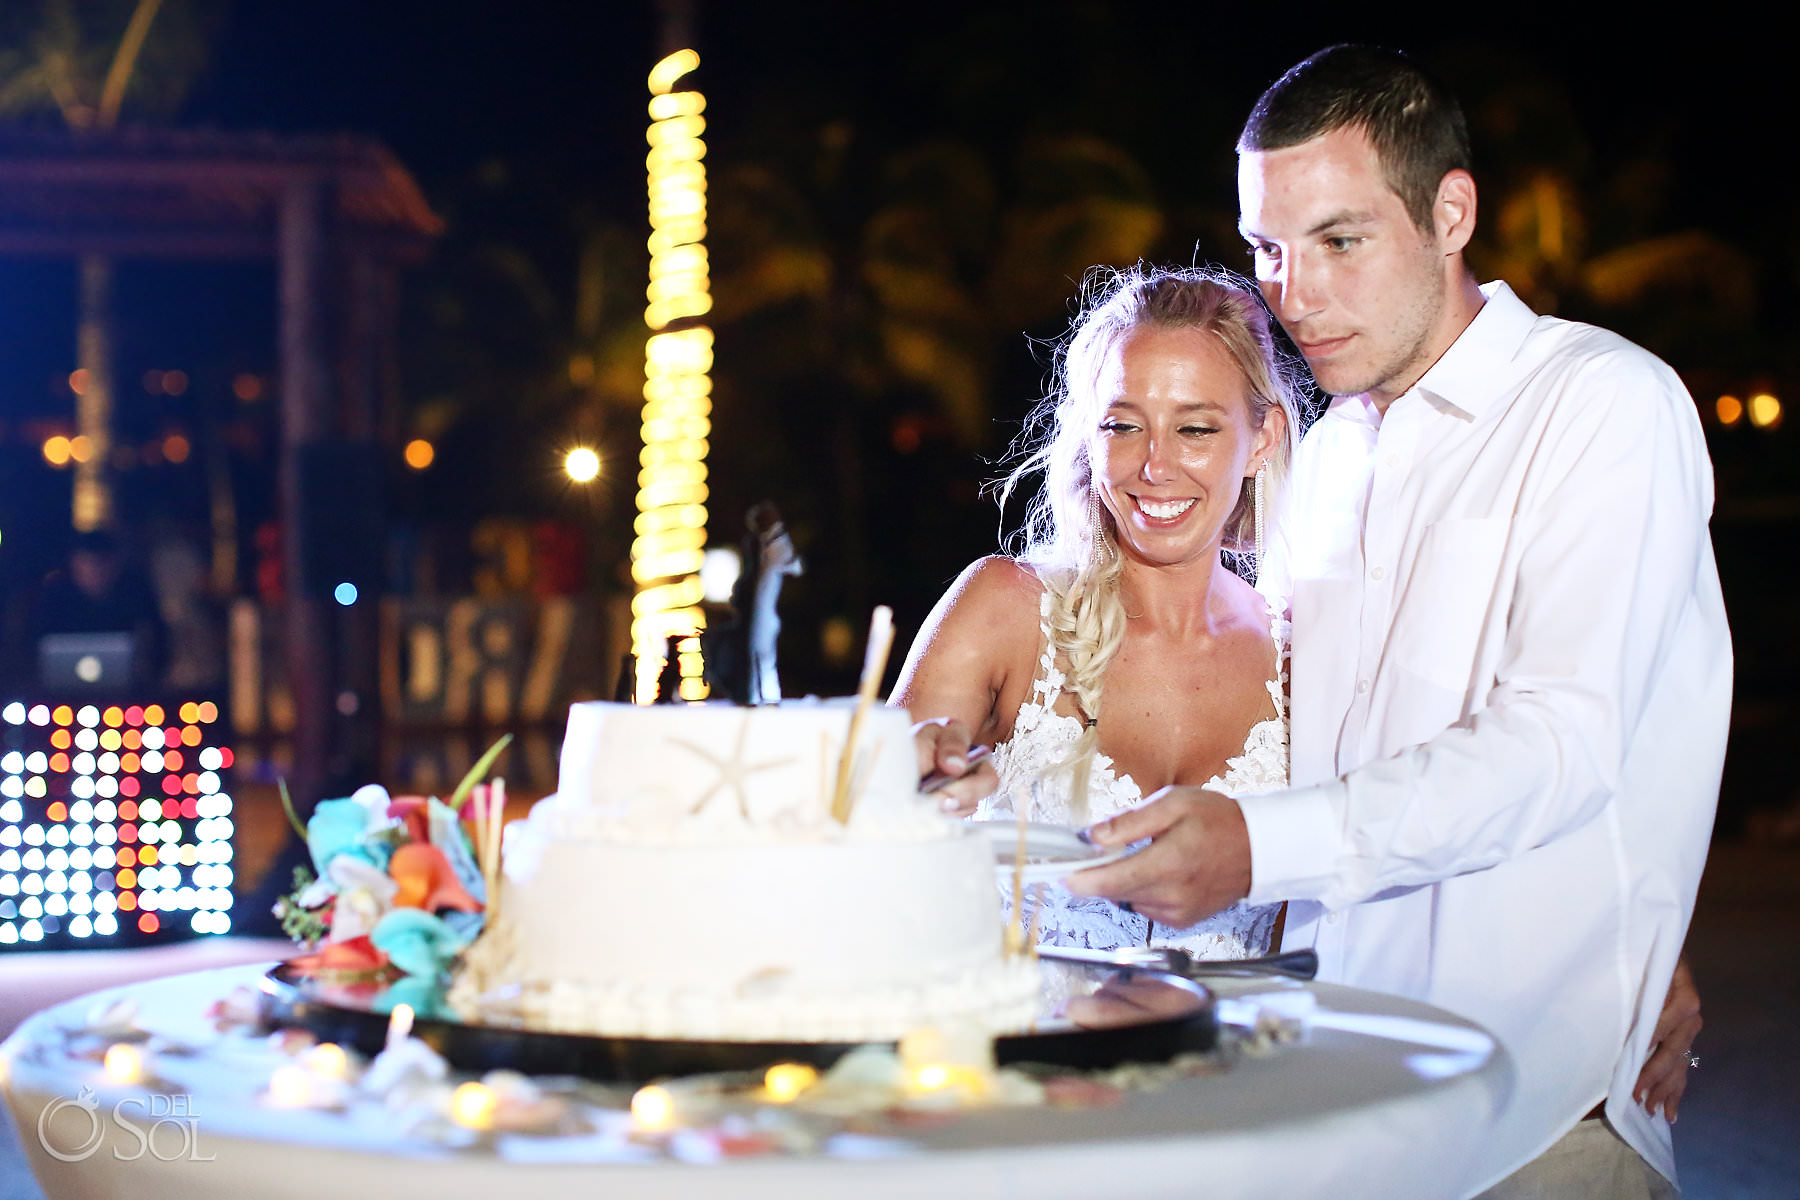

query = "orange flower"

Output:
[[388, 842, 481, 913]]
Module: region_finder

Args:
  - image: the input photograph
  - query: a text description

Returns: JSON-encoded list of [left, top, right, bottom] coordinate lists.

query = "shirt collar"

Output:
[[1409, 280, 1538, 419]]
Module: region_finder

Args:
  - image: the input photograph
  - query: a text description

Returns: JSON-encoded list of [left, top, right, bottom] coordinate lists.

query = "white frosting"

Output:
[[453, 700, 1040, 1041]]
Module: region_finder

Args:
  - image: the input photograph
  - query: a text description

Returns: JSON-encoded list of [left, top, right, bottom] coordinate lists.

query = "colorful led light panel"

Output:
[[0, 698, 235, 948]]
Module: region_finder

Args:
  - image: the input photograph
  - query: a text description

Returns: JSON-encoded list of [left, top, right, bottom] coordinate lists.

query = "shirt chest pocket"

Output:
[[1388, 517, 1510, 695]]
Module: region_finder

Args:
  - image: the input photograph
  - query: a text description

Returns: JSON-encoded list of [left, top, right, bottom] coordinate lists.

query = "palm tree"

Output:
[[0, 0, 217, 530]]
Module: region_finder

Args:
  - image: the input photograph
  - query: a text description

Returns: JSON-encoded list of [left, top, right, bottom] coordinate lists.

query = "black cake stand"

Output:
[[256, 959, 1217, 1083]]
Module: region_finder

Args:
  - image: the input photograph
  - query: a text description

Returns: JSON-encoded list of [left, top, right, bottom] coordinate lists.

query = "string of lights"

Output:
[[632, 48, 713, 704]]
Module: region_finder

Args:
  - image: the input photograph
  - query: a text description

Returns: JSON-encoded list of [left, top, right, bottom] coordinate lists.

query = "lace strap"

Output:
[[1031, 589, 1066, 702], [1266, 609, 1291, 721]]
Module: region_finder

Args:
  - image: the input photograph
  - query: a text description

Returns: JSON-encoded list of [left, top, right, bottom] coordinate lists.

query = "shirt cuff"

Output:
[[1238, 782, 1344, 906]]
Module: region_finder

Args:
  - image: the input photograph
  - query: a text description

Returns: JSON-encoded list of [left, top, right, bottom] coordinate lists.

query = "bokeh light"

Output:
[[404, 439, 435, 470], [1748, 393, 1782, 429], [0, 695, 235, 949], [1716, 395, 1743, 426], [564, 447, 601, 483], [634, 48, 714, 704]]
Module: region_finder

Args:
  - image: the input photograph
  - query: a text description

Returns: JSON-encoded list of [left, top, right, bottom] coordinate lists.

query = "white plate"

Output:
[[976, 820, 1140, 884]]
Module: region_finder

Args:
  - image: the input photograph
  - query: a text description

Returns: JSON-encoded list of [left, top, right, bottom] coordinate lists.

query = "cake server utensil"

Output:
[[1035, 944, 1319, 981], [919, 743, 993, 794]]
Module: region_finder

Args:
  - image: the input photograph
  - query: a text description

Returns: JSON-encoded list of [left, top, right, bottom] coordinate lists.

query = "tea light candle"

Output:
[[450, 1081, 497, 1130], [762, 1062, 818, 1104], [102, 1043, 144, 1085], [267, 1063, 317, 1108], [386, 1003, 415, 1050], [302, 1042, 352, 1081], [630, 1084, 676, 1131]]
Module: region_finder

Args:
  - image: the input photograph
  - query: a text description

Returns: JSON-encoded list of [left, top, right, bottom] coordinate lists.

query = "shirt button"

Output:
[[1356, 680, 1370, 693], [1371, 566, 1386, 581]]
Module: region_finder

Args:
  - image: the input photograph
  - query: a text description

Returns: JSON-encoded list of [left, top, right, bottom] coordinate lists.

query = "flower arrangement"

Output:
[[274, 736, 511, 982]]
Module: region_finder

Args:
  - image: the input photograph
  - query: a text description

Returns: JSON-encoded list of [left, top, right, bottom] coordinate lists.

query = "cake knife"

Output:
[[918, 743, 993, 794], [1034, 944, 1319, 981]]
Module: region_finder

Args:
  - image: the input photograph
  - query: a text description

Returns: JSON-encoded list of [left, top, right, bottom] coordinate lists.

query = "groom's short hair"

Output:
[[1238, 44, 1471, 235]]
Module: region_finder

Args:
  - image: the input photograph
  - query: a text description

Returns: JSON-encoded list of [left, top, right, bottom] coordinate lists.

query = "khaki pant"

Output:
[[1476, 1117, 1678, 1199]]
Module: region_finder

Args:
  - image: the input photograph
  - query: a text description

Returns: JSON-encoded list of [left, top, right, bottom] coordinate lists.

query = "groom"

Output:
[[1057, 45, 1729, 1198]]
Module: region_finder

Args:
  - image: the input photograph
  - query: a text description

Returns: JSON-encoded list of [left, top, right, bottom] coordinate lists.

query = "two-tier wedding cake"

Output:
[[449, 699, 1039, 1042]]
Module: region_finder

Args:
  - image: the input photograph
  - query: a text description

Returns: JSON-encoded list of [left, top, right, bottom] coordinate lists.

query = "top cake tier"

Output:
[[549, 699, 940, 841]]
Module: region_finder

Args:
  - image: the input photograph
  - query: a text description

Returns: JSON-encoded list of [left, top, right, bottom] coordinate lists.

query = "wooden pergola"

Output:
[[0, 126, 443, 810]]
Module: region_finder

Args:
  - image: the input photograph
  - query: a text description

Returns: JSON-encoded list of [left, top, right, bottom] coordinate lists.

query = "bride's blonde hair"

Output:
[[997, 265, 1302, 817]]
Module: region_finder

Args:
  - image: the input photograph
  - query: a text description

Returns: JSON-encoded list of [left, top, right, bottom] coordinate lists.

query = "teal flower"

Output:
[[370, 908, 469, 978], [306, 785, 397, 876]]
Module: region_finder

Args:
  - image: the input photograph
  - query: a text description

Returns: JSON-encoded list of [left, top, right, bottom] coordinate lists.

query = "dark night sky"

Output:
[[164, 3, 1792, 249], [3, 3, 1791, 398]]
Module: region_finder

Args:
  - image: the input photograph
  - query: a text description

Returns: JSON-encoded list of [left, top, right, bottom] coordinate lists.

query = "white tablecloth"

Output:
[[2, 963, 1513, 1200]]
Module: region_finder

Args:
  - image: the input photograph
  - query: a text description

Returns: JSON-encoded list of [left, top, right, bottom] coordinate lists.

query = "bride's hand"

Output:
[[911, 717, 997, 817], [1065, 786, 1252, 927]]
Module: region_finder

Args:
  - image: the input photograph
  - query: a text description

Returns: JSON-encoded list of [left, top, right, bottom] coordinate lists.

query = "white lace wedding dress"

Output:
[[977, 590, 1288, 959]]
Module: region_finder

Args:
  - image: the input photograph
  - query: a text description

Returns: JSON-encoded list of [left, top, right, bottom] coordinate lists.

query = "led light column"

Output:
[[0, 700, 236, 948]]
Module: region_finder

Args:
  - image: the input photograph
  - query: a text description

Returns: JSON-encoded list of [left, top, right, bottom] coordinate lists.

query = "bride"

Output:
[[894, 265, 1300, 958]]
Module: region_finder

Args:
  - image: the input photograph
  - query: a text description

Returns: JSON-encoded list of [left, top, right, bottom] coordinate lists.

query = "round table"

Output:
[[2, 962, 1512, 1200]]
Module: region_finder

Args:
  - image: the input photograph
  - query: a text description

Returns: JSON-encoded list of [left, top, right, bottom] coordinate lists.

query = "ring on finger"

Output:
[[1685, 1051, 1700, 1069]]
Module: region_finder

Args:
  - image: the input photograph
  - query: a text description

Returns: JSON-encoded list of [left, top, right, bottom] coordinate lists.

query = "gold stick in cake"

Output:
[[830, 605, 895, 824], [1003, 795, 1030, 956], [469, 784, 491, 901], [483, 778, 506, 923]]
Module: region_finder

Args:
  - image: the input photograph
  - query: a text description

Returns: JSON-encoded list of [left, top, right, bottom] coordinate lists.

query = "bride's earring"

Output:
[[1252, 461, 1267, 569], [1088, 486, 1106, 565]]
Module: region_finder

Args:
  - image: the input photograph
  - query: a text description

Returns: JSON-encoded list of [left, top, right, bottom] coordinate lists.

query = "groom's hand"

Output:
[[1065, 786, 1252, 928]]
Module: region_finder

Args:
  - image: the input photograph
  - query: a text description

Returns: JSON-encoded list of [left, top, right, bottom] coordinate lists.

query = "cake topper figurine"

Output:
[[744, 502, 803, 705]]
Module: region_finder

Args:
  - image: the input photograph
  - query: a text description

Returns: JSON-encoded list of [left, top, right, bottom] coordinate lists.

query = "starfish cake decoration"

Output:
[[669, 712, 797, 821]]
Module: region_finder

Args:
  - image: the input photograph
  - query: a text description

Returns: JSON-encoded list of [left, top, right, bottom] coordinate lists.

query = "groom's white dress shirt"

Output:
[[1246, 282, 1731, 1193]]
